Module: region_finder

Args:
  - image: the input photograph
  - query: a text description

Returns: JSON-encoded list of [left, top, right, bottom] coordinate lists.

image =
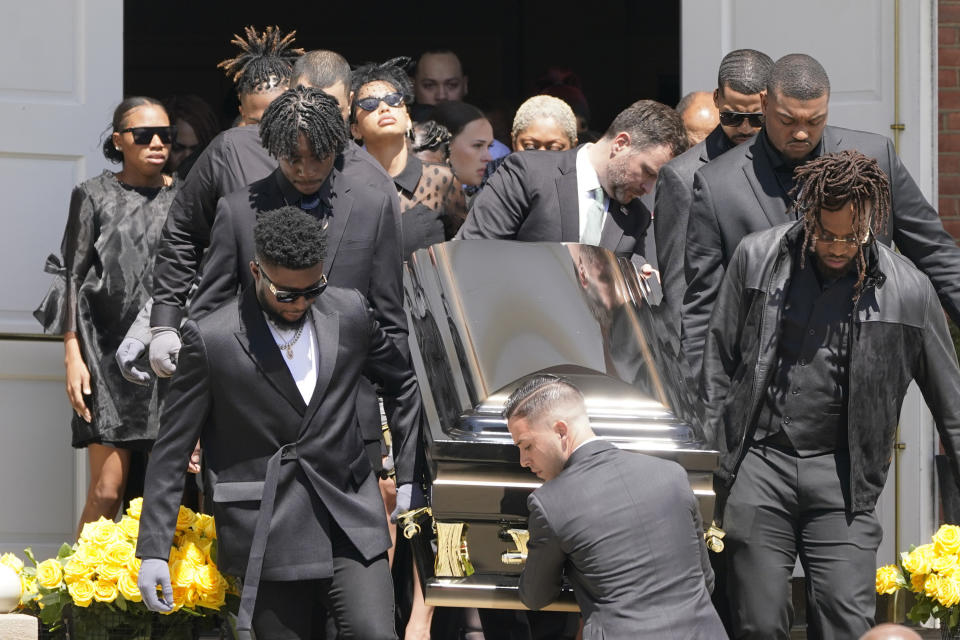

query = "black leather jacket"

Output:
[[702, 221, 960, 514]]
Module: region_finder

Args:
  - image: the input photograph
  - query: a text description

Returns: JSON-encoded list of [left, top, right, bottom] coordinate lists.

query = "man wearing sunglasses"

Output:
[[654, 49, 773, 345], [701, 150, 960, 639], [137, 207, 421, 639], [681, 53, 960, 381]]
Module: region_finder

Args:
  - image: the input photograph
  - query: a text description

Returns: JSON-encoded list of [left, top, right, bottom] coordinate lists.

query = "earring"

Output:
[[114, 146, 121, 151]]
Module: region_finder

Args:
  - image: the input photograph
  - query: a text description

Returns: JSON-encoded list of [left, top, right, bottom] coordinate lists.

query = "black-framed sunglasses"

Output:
[[120, 125, 178, 145], [256, 261, 328, 303], [718, 111, 764, 128], [356, 92, 404, 112]]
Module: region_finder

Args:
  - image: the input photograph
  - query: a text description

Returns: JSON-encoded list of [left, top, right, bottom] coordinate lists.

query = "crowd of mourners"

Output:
[[34, 23, 960, 640]]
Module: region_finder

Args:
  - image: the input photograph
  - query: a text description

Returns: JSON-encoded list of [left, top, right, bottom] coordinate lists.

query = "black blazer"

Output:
[[136, 286, 421, 579], [456, 148, 652, 262], [520, 440, 724, 640], [681, 125, 960, 377], [150, 128, 398, 329], [654, 126, 735, 337]]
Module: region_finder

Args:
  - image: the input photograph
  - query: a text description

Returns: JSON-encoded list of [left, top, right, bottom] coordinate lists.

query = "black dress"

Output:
[[393, 155, 467, 257], [34, 170, 179, 451]]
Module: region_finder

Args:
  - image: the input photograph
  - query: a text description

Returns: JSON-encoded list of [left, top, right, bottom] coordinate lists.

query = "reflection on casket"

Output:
[[402, 241, 718, 611]]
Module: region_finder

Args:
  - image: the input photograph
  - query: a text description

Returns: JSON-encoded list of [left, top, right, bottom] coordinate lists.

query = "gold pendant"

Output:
[[286, 347, 294, 359]]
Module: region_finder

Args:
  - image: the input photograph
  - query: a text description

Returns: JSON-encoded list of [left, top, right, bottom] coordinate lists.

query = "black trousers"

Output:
[[724, 446, 881, 640], [252, 525, 396, 640]]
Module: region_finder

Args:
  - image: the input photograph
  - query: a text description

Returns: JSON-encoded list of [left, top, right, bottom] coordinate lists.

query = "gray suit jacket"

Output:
[[520, 440, 725, 640], [456, 148, 653, 263], [681, 125, 960, 379], [653, 126, 735, 338]]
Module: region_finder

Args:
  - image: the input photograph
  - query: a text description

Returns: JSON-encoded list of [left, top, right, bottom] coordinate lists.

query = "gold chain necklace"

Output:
[[270, 317, 305, 360]]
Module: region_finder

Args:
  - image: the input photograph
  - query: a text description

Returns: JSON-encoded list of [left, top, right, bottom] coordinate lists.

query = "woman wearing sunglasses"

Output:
[[35, 97, 179, 539], [350, 58, 467, 260]]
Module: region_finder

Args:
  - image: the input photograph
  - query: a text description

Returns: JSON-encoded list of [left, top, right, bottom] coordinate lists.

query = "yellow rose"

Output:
[[74, 543, 103, 567], [925, 574, 942, 600], [202, 515, 217, 540], [19, 574, 36, 605], [170, 559, 196, 589], [97, 562, 123, 583], [903, 544, 936, 576], [105, 541, 135, 567], [199, 582, 226, 610], [170, 584, 198, 610], [0, 553, 23, 573], [180, 540, 208, 568], [875, 565, 904, 595], [68, 578, 95, 607], [938, 575, 960, 607], [176, 506, 197, 532], [911, 572, 926, 593], [935, 554, 960, 577], [63, 558, 95, 584], [119, 516, 140, 540], [78, 520, 101, 544], [36, 558, 63, 590], [117, 570, 141, 602], [191, 513, 216, 538], [93, 577, 118, 603], [193, 563, 219, 595], [127, 497, 143, 520], [91, 518, 120, 548], [935, 525, 960, 557], [127, 556, 142, 574]]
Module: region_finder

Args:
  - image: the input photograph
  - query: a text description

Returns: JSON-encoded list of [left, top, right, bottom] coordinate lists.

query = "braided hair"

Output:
[[258, 86, 348, 160], [217, 26, 304, 95], [791, 150, 891, 298]]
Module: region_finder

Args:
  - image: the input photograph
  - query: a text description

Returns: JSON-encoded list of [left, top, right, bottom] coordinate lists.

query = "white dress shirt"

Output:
[[575, 144, 609, 244]]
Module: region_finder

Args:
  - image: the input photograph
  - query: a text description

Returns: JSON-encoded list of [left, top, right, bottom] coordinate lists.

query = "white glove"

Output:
[[137, 558, 173, 612], [115, 337, 151, 385], [149, 327, 181, 377]]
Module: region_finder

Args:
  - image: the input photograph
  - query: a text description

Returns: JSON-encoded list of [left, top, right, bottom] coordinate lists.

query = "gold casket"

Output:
[[401, 241, 718, 611]]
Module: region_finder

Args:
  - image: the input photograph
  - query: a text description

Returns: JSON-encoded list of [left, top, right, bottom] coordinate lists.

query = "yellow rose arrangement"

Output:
[[876, 524, 960, 632], [9, 498, 237, 637]]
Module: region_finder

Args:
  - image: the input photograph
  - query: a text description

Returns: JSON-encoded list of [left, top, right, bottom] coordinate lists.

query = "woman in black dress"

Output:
[[350, 58, 467, 260], [35, 97, 179, 538]]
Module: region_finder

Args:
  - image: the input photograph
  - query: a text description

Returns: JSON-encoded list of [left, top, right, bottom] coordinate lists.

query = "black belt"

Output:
[[235, 442, 299, 638]]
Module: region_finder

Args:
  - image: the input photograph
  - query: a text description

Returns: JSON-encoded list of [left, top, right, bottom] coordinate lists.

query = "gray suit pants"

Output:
[[724, 445, 882, 640]]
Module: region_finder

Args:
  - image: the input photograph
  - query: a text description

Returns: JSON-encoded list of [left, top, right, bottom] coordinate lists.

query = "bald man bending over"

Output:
[[504, 375, 725, 640]]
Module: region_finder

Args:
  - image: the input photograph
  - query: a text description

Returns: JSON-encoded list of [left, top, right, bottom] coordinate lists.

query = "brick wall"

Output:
[[940, 1, 960, 240]]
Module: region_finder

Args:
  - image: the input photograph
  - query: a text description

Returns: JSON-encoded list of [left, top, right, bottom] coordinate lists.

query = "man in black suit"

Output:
[[654, 49, 773, 339], [504, 375, 725, 640], [121, 50, 398, 378], [681, 53, 960, 378], [137, 207, 420, 639], [456, 99, 687, 267]]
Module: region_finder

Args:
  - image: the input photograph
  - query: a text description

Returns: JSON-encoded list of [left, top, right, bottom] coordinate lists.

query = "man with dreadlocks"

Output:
[[702, 150, 960, 639], [682, 53, 960, 383]]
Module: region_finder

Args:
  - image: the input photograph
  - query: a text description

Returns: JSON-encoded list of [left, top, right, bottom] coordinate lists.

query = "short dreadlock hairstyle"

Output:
[[217, 26, 304, 96], [350, 57, 414, 123], [258, 86, 348, 161], [503, 374, 585, 422], [791, 150, 891, 299], [254, 206, 327, 270]]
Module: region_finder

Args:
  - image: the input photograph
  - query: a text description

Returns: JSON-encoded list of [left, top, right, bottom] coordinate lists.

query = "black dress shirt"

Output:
[[754, 253, 856, 455], [759, 129, 824, 212]]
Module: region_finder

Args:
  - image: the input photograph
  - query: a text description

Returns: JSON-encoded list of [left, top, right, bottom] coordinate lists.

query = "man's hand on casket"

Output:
[[390, 483, 427, 523], [138, 558, 174, 612]]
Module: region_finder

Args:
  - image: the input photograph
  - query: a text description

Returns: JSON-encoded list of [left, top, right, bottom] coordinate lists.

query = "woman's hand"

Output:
[[64, 332, 92, 422]]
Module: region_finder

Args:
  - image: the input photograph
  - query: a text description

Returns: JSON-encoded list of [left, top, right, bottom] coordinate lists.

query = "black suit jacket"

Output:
[[149, 125, 398, 329], [654, 126, 735, 337], [136, 286, 421, 579], [456, 148, 652, 262], [682, 125, 960, 377], [521, 440, 724, 640]]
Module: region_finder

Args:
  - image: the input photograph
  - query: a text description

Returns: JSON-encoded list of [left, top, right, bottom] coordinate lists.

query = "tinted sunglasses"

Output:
[[256, 261, 328, 303], [120, 125, 178, 145], [356, 92, 404, 112], [718, 111, 764, 128]]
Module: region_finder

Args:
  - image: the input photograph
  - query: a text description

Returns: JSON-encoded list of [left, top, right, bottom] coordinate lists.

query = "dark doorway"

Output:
[[124, 1, 679, 139]]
